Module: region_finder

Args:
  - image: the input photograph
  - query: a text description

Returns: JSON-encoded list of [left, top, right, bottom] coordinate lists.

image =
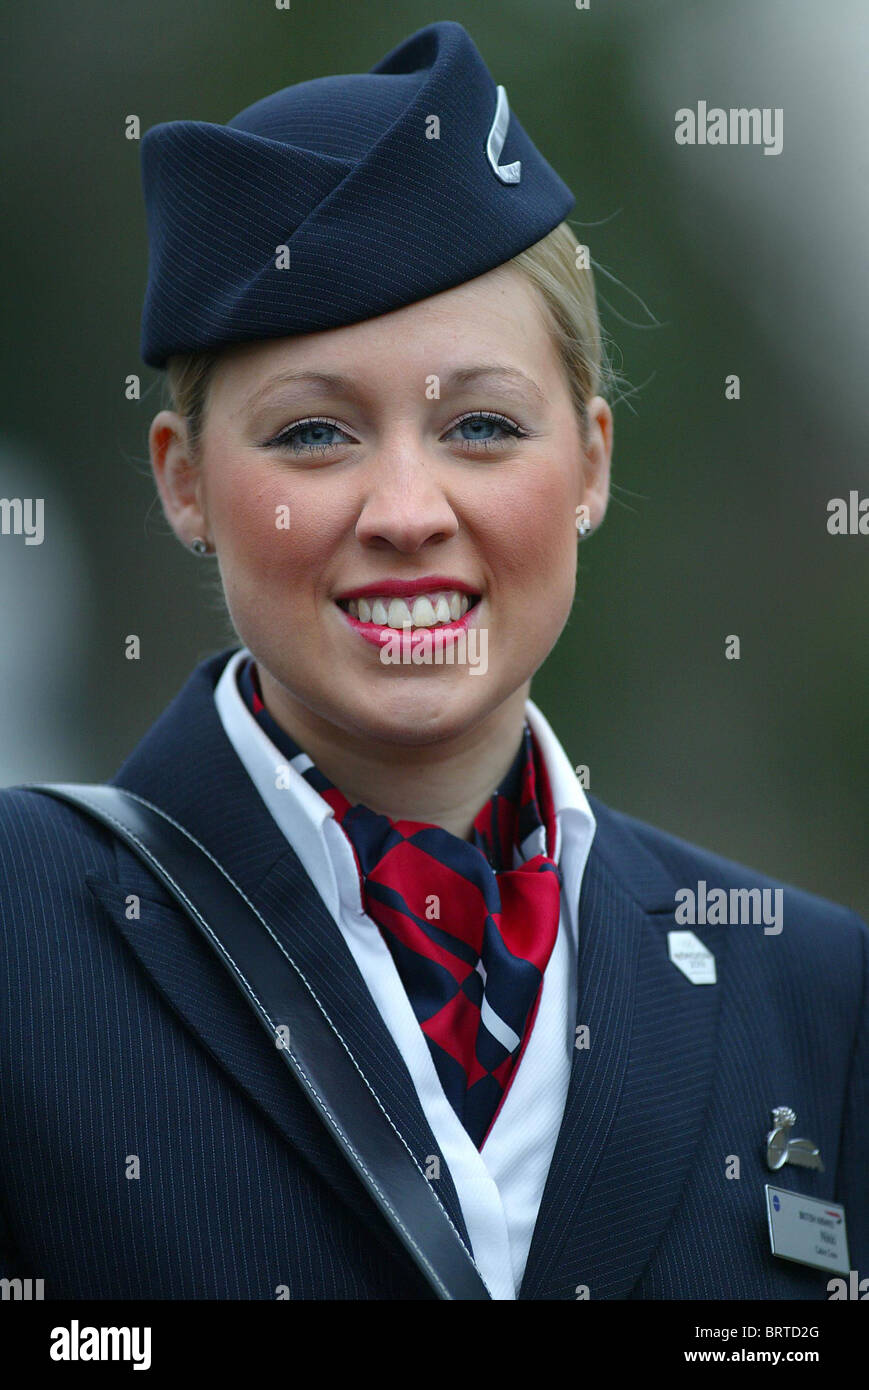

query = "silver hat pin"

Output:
[[486, 86, 521, 184]]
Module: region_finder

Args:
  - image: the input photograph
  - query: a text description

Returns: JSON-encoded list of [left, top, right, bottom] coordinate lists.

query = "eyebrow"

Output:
[[442, 366, 548, 403], [239, 364, 548, 414], [238, 372, 356, 416]]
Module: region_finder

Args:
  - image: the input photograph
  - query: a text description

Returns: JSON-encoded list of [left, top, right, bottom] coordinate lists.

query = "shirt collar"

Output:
[[215, 648, 596, 910], [523, 696, 596, 894]]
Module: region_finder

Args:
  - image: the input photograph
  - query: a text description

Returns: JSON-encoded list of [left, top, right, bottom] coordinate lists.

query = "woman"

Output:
[[0, 20, 865, 1303]]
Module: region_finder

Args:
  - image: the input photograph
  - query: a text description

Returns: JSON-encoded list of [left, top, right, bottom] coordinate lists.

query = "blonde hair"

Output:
[[510, 218, 611, 442], [163, 218, 611, 449]]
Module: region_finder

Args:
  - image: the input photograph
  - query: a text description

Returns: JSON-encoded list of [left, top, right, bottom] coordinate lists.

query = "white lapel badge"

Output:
[[765, 1106, 824, 1172], [667, 930, 716, 984], [486, 85, 521, 184]]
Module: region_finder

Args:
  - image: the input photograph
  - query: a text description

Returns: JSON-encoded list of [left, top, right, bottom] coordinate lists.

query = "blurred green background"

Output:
[[1, 0, 866, 916]]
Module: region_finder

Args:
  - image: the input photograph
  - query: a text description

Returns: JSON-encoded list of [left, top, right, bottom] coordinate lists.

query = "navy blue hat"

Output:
[[139, 20, 575, 368]]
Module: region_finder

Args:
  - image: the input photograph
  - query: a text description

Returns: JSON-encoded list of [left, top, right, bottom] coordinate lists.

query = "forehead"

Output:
[[209, 264, 559, 408]]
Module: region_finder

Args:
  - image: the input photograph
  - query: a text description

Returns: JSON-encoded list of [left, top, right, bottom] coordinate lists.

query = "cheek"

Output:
[[208, 459, 336, 579], [482, 458, 579, 603]]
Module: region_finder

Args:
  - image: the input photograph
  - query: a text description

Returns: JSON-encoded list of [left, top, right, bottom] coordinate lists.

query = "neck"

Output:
[[255, 671, 531, 840]]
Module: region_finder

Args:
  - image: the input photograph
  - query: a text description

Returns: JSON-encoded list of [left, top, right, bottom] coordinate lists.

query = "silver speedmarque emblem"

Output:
[[765, 1106, 824, 1172], [486, 85, 521, 184]]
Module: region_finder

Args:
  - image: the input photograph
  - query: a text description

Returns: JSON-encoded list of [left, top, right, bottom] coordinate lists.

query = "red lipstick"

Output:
[[334, 576, 479, 602]]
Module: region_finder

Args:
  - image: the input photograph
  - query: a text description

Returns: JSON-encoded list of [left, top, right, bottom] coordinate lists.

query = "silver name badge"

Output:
[[766, 1106, 824, 1172], [765, 1185, 850, 1275]]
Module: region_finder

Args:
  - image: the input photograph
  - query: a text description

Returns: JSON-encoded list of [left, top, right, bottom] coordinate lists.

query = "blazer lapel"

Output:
[[87, 647, 473, 1260], [519, 799, 729, 1300]]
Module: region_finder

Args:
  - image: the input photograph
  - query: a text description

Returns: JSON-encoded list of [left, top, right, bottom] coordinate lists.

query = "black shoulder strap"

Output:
[[27, 782, 491, 1302]]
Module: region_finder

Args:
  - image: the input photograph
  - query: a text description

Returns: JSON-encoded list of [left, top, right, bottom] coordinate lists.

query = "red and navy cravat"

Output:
[[238, 657, 563, 1149]]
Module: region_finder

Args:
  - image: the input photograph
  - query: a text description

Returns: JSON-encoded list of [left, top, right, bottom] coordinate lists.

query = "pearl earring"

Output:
[[190, 536, 211, 555]]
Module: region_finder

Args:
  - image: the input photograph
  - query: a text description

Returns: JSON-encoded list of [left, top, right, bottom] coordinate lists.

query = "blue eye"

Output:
[[445, 412, 524, 449], [265, 410, 525, 455], [266, 417, 351, 453]]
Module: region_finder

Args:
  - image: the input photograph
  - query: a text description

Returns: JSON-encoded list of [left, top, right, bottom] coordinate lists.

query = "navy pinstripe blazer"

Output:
[[1, 646, 866, 1299]]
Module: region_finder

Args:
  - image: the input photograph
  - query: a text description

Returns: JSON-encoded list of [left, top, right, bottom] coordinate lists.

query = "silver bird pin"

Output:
[[765, 1106, 824, 1172]]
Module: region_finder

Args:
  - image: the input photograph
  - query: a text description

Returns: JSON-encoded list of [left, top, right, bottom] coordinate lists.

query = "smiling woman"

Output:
[[148, 251, 612, 830], [0, 18, 866, 1308]]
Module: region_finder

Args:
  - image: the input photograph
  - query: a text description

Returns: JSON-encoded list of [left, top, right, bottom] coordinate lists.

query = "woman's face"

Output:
[[152, 264, 612, 748]]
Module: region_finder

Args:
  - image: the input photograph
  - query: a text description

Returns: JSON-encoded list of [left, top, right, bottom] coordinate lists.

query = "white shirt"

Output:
[[214, 647, 596, 1299]]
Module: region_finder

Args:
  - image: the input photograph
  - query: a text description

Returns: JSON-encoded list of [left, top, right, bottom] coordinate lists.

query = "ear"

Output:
[[148, 410, 210, 548], [580, 395, 613, 531]]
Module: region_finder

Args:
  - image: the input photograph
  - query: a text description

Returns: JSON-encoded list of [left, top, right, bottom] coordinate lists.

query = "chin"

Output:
[[337, 678, 502, 747]]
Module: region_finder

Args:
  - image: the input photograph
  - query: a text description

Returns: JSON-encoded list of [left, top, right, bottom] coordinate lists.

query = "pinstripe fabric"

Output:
[[0, 791, 426, 1298], [1, 646, 866, 1299], [139, 21, 575, 366]]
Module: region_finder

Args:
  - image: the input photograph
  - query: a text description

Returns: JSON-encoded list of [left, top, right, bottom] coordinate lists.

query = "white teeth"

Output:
[[342, 589, 477, 629], [387, 598, 413, 628], [410, 595, 437, 627]]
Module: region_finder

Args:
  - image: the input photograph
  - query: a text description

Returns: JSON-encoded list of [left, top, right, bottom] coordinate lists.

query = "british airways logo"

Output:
[[486, 86, 521, 184]]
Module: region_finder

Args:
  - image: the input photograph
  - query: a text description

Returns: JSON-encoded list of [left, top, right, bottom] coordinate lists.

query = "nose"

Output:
[[354, 435, 460, 552]]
